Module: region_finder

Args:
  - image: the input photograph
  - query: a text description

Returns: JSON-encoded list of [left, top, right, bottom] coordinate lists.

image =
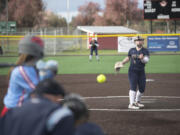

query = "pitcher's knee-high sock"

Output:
[[135, 90, 143, 103], [89, 55, 92, 61], [129, 90, 136, 105], [96, 55, 99, 61]]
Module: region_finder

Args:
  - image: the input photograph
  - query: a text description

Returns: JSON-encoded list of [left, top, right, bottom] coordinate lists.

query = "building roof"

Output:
[[77, 26, 138, 34]]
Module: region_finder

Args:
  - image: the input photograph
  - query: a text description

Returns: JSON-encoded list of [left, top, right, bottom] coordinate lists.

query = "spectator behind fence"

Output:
[[0, 45, 3, 55], [0, 79, 75, 135]]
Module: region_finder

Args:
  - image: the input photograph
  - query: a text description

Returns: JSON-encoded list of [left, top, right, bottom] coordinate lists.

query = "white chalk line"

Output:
[[141, 100, 156, 103], [89, 108, 180, 112], [84, 96, 180, 112], [83, 96, 180, 99]]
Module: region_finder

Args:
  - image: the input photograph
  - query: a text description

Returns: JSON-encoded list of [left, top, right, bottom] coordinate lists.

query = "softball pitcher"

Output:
[[114, 36, 150, 109], [1, 35, 58, 116]]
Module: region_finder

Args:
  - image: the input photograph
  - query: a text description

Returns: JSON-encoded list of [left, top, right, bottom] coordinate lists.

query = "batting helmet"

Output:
[[19, 35, 44, 59], [134, 36, 144, 41], [61, 93, 89, 121]]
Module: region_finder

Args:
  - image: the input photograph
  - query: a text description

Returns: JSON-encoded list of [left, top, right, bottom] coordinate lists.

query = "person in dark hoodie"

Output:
[[0, 79, 75, 135], [62, 93, 105, 135]]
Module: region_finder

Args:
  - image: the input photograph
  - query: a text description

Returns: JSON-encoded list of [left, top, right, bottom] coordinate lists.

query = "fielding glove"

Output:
[[114, 61, 124, 72]]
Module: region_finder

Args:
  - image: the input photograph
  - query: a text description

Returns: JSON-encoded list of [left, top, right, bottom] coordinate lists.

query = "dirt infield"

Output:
[[1, 74, 180, 135]]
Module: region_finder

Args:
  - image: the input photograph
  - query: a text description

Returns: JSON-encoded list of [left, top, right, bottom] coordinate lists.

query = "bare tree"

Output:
[[44, 11, 67, 27], [0, 0, 45, 27], [71, 2, 101, 26], [0, 0, 6, 13], [94, 0, 143, 26]]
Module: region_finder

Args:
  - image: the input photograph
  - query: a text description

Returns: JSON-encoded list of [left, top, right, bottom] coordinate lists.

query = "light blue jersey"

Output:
[[4, 66, 39, 108]]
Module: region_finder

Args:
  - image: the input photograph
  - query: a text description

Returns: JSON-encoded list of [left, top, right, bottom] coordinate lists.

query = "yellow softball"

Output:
[[97, 74, 106, 83]]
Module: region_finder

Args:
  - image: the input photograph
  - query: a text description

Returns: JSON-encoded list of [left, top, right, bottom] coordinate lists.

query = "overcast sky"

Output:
[[42, 0, 105, 12], [42, 0, 143, 22]]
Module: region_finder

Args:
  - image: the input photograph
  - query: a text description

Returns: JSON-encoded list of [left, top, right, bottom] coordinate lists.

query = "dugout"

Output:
[[77, 26, 138, 50]]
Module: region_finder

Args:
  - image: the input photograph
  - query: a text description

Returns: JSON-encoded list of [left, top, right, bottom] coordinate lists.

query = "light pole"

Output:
[[6, 0, 8, 34], [67, 0, 69, 34], [6, 0, 9, 51]]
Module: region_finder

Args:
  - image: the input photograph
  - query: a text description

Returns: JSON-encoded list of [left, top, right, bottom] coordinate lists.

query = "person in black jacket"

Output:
[[0, 79, 75, 135], [0, 45, 3, 55], [62, 93, 105, 135]]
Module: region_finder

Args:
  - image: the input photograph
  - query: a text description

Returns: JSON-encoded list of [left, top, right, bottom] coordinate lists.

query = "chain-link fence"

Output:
[[0, 27, 88, 56], [129, 20, 180, 34], [1, 22, 180, 56]]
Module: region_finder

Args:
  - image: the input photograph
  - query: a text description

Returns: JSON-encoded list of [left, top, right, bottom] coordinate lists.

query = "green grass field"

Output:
[[0, 55, 180, 75]]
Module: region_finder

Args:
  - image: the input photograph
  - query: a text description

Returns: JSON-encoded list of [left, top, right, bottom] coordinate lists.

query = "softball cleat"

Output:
[[135, 102, 144, 108], [128, 103, 140, 109]]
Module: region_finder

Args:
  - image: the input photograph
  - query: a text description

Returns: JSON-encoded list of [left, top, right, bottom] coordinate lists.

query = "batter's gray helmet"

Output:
[[19, 35, 44, 58]]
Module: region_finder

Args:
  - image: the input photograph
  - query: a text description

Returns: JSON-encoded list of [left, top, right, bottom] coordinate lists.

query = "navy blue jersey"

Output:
[[90, 40, 98, 49], [0, 97, 74, 135], [75, 122, 105, 135], [128, 47, 149, 71]]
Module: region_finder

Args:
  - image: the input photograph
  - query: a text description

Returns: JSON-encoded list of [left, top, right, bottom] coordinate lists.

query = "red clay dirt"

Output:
[[1, 74, 180, 135]]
